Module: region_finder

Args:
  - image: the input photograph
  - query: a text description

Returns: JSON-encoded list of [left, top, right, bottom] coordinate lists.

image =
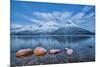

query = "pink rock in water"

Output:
[[33, 47, 47, 56], [49, 49, 61, 54], [16, 48, 33, 58], [66, 49, 74, 56]]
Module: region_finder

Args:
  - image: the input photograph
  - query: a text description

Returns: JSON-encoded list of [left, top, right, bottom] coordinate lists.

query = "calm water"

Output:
[[10, 35, 95, 66]]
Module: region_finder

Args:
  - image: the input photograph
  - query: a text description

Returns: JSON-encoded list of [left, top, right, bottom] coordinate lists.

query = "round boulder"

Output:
[[16, 48, 33, 58], [33, 47, 47, 56], [66, 49, 74, 56]]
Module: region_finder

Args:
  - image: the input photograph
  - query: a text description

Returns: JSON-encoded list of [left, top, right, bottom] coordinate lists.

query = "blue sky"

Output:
[[11, 1, 95, 32]]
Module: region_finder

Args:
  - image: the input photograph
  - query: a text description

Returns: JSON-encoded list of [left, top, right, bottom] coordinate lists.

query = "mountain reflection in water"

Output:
[[11, 35, 95, 66]]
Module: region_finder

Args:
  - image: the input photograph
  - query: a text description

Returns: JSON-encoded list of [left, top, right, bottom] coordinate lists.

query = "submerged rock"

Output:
[[65, 48, 69, 51], [66, 49, 74, 56], [33, 47, 47, 56], [88, 45, 94, 48], [28, 61, 34, 65], [16, 48, 33, 58], [49, 49, 61, 54]]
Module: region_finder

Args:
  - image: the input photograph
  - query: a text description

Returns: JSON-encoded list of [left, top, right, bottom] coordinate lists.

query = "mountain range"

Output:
[[11, 21, 95, 35]]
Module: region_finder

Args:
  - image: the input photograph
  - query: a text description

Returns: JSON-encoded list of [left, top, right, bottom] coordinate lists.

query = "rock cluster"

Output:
[[16, 47, 74, 58]]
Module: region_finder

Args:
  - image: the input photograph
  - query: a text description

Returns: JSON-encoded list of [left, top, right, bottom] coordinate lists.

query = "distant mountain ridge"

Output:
[[11, 21, 95, 35], [11, 25, 94, 35], [51, 26, 94, 35]]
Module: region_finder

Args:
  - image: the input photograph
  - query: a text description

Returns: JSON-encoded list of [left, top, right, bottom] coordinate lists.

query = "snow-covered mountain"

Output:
[[11, 21, 94, 35], [51, 26, 94, 35], [11, 21, 59, 35]]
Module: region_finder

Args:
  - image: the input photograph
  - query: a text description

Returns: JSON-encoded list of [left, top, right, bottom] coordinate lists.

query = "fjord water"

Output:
[[11, 35, 95, 66]]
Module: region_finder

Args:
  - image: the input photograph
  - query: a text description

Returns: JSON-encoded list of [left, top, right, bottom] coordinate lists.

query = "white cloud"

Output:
[[70, 12, 85, 21], [85, 12, 95, 19], [32, 12, 73, 25], [11, 24, 23, 29], [82, 6, 93, 12], [12, 8, 95, 32], [22, 14, 44, 25], [69, 6, 95, 24], [33, 12, 55, 21]]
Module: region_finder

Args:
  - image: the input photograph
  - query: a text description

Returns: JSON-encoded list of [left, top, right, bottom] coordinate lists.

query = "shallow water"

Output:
[[10, 35, 95, 66]]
